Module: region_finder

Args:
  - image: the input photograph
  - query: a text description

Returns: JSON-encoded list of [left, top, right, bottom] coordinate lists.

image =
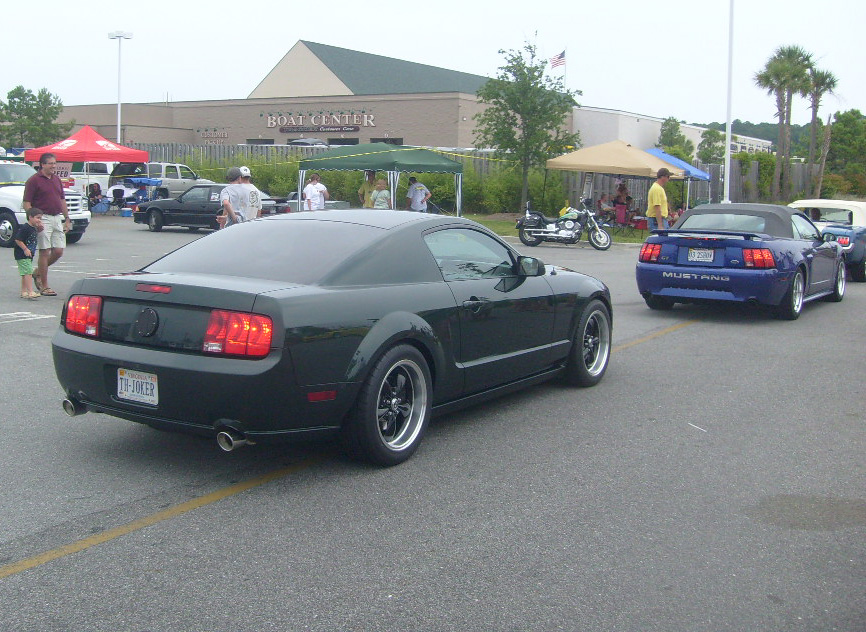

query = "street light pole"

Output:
[[723, 0, 734, 203], [108, 31, 133, 144]]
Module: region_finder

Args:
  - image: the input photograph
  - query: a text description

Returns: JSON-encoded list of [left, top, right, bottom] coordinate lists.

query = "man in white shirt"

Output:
[[218, 167, 247, 228], [303, 173, 329, 210], [239, 165, 263, 219], [406, 176, 431, 212]]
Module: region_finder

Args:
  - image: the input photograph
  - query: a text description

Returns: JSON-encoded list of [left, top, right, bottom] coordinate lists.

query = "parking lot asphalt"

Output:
[[1, 215, 864, 632]]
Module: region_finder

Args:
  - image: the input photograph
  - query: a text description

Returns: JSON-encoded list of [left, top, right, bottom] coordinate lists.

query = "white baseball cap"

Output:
[[239, 166, 251, 178]]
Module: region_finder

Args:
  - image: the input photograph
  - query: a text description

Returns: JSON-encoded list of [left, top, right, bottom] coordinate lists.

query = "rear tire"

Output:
[[563, 299, 611, 387], [643, 293, 675, 310], [519, 226, 542, 247], [342, 344, 432, 466], [66, 233, 82, 244], [776, 269, 804, 320], [824, 263, 846, 302], [850, 260, 866, 282], [148, 210, 164, 232]]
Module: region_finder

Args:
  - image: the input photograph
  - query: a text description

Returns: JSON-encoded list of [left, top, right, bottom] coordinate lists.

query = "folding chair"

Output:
[[108, 189, 126, 215]]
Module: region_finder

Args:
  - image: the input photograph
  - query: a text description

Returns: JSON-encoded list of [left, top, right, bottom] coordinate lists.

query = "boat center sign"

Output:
[[267, 112, 375, 134]]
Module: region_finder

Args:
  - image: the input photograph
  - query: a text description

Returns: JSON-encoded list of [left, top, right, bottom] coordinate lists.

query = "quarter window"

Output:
[[791, 215, 819, 240], [424, 228, 515, 281]]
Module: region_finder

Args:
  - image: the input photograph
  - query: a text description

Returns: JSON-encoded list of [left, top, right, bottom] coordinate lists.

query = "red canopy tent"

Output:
[[24, 125, 148, 162]]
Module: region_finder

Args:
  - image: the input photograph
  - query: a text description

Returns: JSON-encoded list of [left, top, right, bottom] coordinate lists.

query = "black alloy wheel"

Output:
[[563, 299, 611, 387], [342, 344, 432, 466]]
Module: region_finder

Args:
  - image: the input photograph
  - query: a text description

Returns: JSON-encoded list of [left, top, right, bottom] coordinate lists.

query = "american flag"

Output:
[[550, 51, 566, 68]]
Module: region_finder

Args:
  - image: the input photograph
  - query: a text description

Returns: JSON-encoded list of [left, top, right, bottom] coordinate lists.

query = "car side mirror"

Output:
[[518, 256, 545, 276]]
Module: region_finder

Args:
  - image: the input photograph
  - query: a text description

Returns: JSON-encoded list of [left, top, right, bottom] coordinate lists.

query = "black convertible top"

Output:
[[675, 203, 801, 238], [267, 209, 475, 231]]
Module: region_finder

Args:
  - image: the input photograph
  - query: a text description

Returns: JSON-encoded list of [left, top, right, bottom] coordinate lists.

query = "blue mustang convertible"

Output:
[[635, 203, 846, 320]]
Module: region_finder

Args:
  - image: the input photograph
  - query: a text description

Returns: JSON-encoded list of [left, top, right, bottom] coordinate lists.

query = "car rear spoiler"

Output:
[[654, 229, 765, 241]]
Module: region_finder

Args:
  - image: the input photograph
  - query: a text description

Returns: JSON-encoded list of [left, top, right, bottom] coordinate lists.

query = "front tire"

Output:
[[776, 269, 805, 320], [519, 226, 543, 247], [148, 210, 164, 232], [589, 228, 612, 250], [824, 263, 846, 302], [563, 299, 611, 387], [66, 233, 82, 244], [342, 344, 432, 466], [0, 210, 18, 248]]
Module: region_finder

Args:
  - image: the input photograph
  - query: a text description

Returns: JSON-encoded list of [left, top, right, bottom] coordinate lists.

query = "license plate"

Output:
[[117, 368, 159, 405], [688, 248, 715, 262]]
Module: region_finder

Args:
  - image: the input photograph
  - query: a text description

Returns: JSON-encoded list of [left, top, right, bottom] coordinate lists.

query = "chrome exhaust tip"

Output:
[[62, 397, 87, 417], [216, 429, 248, 452]]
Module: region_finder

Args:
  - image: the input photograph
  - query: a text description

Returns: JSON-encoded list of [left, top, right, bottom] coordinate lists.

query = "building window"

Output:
[[327, 138, 359, 146], [246, 139, 274, 145], [371, 138, 403, 145]]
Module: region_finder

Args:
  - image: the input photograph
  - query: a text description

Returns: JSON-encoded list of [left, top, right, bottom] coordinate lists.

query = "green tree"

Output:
[[0, 86, 73, 148], [474, 43, 580, 210], [697, 128, 725, 163], [656, 117, 694, 160], [825, 109, 866, 196]]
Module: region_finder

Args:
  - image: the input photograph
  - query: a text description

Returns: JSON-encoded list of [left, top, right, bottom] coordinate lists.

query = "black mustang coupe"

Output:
[[53, 211, 612, 465]]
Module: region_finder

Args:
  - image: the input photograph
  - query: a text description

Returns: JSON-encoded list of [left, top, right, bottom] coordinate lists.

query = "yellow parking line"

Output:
[[1, 320, 693, 581], [613, 320, 697, 353], [0, 457, 319, 580]]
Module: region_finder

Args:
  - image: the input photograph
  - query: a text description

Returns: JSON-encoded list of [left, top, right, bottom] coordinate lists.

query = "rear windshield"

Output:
[[143, 219, 385, 285], [679, 213, 766, 233], [792, 207, 853, 225], [112, 163, 147, 177]]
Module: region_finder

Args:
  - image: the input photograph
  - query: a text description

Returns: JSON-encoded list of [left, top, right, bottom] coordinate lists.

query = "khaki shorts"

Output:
[[38, 214, 67, 250]]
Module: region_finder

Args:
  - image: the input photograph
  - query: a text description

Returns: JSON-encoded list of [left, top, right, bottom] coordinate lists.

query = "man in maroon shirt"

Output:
[[23, 153, 70, 296]]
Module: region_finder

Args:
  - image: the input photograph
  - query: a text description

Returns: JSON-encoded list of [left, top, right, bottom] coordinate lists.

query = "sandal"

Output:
[[21, 292, 30, 299], [28, 291, 41, 299], [40, 288, 57, 296]]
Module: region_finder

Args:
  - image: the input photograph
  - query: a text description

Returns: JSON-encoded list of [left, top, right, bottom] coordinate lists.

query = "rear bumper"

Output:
[[52, 329, 356, 439], [636, 263, 792, 306]]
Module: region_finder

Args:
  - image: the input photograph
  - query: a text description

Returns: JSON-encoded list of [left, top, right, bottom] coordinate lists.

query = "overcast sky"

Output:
[[6, 0, 864, 128]]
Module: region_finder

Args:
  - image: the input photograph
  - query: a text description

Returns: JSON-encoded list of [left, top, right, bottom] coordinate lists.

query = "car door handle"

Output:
[[463, 297, 489, 313]]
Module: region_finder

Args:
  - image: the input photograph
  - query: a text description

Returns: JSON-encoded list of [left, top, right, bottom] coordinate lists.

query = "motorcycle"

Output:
[[516, 198, 612, 250]]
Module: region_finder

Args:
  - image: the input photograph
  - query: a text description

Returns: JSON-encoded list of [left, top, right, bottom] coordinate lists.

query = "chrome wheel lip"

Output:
[[582, 309, 611, 376], [792, 272, 804, 313], [837, 265, 846, 296], [375, 359, 428, 452], [0, 218, 14, 244], [591, 229, 611, 248]]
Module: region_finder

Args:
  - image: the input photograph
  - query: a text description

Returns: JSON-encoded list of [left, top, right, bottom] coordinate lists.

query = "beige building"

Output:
[[59, 41, 499, 148]]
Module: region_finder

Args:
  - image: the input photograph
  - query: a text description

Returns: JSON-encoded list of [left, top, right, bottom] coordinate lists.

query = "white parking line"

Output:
[[0, 312, 56, 324]]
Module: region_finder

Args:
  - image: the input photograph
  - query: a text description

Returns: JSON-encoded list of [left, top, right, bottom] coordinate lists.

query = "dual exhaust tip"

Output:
[[62, 398, 252, 453]]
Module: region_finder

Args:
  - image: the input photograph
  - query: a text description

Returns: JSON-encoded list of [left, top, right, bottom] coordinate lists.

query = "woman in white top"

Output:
[[370, 179, 392, 210]]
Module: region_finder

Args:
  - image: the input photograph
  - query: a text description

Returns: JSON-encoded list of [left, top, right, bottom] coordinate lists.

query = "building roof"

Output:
[[249, 41, 489, 99]]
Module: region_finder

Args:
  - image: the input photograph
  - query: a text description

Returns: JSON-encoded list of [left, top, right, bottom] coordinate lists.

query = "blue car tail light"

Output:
[[639, 243, 662, 262], [742, 248, 776, 268]]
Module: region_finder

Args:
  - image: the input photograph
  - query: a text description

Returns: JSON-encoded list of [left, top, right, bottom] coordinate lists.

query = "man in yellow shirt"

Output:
[[647, 167, 672, 231]]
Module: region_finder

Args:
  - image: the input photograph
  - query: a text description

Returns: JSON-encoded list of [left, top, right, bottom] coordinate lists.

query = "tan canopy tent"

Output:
[[546, 140, 685, 179]]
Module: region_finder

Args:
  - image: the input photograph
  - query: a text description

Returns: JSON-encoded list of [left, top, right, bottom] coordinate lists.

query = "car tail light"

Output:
[[203, 310, 273, 358], [639, 243, 662, 262], [836, 236, 850, 246], [742, 248, 776, 268], [65, 296, 103, 337], [136, 283, 172, 294]]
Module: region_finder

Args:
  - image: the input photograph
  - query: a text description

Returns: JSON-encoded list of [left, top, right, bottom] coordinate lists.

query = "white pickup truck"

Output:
[[67, 160, 117, 195], [0, 160, 90, 247]]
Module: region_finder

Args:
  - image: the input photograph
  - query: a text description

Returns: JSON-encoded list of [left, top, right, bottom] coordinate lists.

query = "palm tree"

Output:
[[807, 68, 838, 166], [755, 59, 788, 199], [775, 46, 812, 198]]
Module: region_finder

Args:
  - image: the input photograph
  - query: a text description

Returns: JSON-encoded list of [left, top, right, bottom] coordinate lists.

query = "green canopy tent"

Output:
[[298, 143, 464, 214]]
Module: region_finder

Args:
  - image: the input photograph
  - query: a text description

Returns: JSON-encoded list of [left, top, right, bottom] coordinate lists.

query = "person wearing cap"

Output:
[[218, 167, 247, 228], [406, 176, 431, 212], [646, 168, 672, 231], [239, 165, 263, 219], [303, 173, 329, 210]]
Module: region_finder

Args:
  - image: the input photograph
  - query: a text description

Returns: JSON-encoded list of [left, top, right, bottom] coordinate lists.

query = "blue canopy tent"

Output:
[[645, 148, 710, 209]]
